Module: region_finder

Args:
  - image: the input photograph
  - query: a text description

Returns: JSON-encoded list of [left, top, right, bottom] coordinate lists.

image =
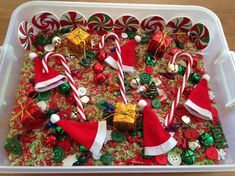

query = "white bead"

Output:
[[29, 52, 37, 60], [52, 36, 62, 47], [81, 96, 90, 104], [50, 114, 60, 124], [36, 101, 48, 112], [121, 33, 128, 39], [167, 63, 178, 73], [130, 77, 140, 89], [134, 35, 141, 43], [62, 155, 77, 166], [136, 85, 146, 93], [78, 87, 87, 97], [202, 74, 210, 81], [138, 99, 147, 109], [44, 44, 55, 52]]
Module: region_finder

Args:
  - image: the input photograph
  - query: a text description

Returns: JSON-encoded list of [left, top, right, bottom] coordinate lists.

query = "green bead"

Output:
[[129, 131, 137, 137], [141, 35, 150, 43], [140, 73, 151, 84], [136, 122, 143, 131], [55, 126, 65, 135], [189, 73, 201, 85], [182, 149, 196, 165], [96, 99, 106, 110], [200, 133, 214, 147], [58, 82, 71, 95], [145, 54, 156, 66], [151, 98, 161, 108], [37, 91, 51, 101], [53, 147, 65, 162], [127, 29, 136, 39], [100, 153, 113, 165], [175, 40, 184, 49], [111, 131, 126, 142], [178, 65, 186, 76], [79, 145, 89, 152]]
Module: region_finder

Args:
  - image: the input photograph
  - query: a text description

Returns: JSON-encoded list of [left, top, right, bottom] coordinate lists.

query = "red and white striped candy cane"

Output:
[[42, 52, 86, 121], [164, 51, 193, 127], [99, 32, 127, 104]]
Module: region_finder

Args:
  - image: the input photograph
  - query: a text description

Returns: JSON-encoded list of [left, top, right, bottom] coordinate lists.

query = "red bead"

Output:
[[155, 154, 168, 165], [144, 66, 153, 74], [95, 73, 106, 84], [206, 147, 218, 160], [44, 135, 57, 148], [93, 62, 104, 73], [98, 50, 106, 61], [59, 139, 71, 151], [183, 129, 200, 140]]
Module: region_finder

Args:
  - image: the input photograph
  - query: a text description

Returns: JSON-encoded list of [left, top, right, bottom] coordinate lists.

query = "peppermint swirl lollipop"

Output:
[[189, 23, 210, 50], [114, 15, 139, 33], [60, 11, 87, 31], [141, 16, 166, 34], [166, 17, 192, 34], [88, 13, 113, 35], [18, 21, 35, 50], [31, 12, 60, 34]]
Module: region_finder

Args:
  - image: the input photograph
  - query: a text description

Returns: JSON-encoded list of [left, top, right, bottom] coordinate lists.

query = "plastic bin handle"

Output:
[[214, 50, 235, 107]]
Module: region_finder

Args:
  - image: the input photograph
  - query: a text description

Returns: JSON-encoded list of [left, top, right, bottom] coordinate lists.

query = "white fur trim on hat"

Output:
[[144, 136, 177, 156], [89, 121, 107, 156], [105, 56, 134, 73], [50, 114, 60, 124]]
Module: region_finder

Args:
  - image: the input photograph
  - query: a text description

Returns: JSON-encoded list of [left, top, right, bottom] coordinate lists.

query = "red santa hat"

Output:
[[138, 100, 177, 156], [50, 114, 107, 155], [184, 74, 213, 120], [105, 40, 136, 73], [29, 52, 67, 92]]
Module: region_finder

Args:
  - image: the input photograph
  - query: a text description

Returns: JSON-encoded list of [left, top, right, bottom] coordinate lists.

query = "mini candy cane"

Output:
[[99, 32, 127, 104], [164, 51, 193, 127], [42, 52, 86, 121]]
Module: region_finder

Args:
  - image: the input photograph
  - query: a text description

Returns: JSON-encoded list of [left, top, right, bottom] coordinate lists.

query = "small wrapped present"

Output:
[[65, 27, 91, 53], [11, 98, 46, 130], [147, 31, 172, 58], [113, 103, 137, 130]]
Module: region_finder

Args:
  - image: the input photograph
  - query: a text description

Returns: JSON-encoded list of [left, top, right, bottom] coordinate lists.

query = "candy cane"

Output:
[[99, 32, 127, 104], [42, 52, 86, 121], [164, 51, 193, 127]]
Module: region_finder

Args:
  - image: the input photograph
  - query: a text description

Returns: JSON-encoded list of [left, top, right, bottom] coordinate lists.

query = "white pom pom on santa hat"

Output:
[[29, 52, 38, 60], [138, 99, 147, 109], [202, 74, 210, 81], [50, 114, 60, 124]]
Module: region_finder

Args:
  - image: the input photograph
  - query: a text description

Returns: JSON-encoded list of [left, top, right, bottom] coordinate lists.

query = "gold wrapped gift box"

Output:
[[113, 103, 137, 130], [65, 27, 90, 53]]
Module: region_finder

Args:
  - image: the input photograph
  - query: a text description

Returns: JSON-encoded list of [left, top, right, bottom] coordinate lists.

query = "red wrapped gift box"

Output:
[[11, 98, 46, 130], [147, 31, 173, 58]]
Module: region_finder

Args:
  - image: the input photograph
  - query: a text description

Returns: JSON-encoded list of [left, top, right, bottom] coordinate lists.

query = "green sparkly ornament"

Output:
[[58, 82, 71, 95], [178, 65, 186, 76], [4, 137, 22, 156], [200, 133, 214, 147], [145, 54, 156, 66], [182, 149, 196, 165], [100, 153, 113, 165], [111, 131, 126, 142], [141, 35, 150, 43], [189, 73, 201, 85], [37, 91, 51, 101]]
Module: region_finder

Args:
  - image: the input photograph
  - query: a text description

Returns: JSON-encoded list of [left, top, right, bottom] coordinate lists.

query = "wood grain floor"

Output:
[[0, 0, 235, 175]]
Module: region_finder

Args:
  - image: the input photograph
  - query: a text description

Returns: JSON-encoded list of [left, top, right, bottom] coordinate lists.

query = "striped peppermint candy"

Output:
[[141, 16, 166, 34], [42, 52, 86, 121], [88, 13, 113, 35], [114, 15, 139, 33], [189, 23, 210, 50], [60, 11, 87, 31], [164, 51, 193, 127], [31, 12, 60, 34], [166, 17, 192, 34], [18, 21, 35, 50]]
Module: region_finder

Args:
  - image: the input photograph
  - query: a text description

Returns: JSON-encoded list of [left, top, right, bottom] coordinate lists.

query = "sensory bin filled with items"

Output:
[[5, 11, 228, 166]]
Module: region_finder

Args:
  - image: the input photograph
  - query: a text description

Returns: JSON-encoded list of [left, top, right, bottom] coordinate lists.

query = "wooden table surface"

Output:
[[0, 0, 234, 175]]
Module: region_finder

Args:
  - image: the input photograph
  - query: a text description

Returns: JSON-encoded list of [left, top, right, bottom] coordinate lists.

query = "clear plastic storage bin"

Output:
[[0, 1, 234, 173]]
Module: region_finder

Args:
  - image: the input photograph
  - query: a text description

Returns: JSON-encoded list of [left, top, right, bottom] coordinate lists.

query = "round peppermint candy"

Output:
[[31, 11, 60, 34], [189, 23, 210, 50], [141, 16, 165, 34], [166, 17, 192, 34], [114, 15, 139, 33], [88, 13, 113, 35], [60, 11, 87, 31], [18, 21, 35, 50]]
